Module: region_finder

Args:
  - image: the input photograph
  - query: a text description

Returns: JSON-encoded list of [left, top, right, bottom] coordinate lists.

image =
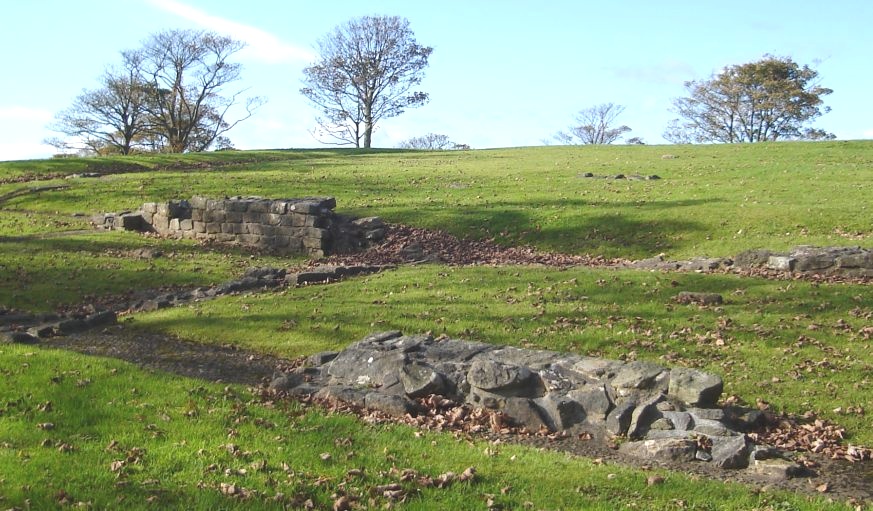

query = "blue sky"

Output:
[[2, 0, 871, 160]]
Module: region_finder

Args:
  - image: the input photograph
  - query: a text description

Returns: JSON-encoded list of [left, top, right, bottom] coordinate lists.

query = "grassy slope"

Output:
[[1, 143, 872, 508], [0, 344, 844, 510]]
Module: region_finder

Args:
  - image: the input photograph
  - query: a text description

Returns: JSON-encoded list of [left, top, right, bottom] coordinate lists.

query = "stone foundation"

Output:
[[93, 196, 385, 257], [272, 331, 788, 471]]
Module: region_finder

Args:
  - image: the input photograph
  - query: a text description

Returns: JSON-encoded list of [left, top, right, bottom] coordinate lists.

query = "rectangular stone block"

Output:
[[248, 223, 264, 235], [304, 215, 328, 228], [248, 201, 270, 213], [214, 233, 235, 242], [303, 237, 327, 250], [190, 196, 208, 209], [305, 227, 330, 239], [169, 218, 181, 231], [205, 222, 222, 234], [837, 253, 873, 269], [242, 212, 261, 223], [142, 202, 158, 214], [225, 211, 243, 223], [287, 237, 304, 252], [191, 209, 203, 222], [227, 200, 250, 212], [203, 210, 226, 223], [290, 213, 307, 227], [262, 213, 282, 226], [272, 235, 291, 248], [278, 215, 296, 227], [151, 214, 169, 233], [192, 221, 206, 233], [270, 201, 288, 214], [239, 234, 260, 245]]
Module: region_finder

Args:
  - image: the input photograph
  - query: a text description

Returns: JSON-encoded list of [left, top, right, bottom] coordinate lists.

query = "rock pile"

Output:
[[272, 331, 791, 472], [92, 196, 386, 257]]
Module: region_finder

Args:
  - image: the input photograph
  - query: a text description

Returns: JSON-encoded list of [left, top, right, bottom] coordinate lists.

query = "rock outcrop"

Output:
[[271, 331, 784, 471]]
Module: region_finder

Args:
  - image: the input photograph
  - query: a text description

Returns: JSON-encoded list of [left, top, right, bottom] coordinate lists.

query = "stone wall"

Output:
[[94, 196, 385, 257]]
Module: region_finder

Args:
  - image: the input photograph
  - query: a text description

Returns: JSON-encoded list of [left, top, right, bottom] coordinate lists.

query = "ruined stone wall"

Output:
[[96, 196, 384, 257]]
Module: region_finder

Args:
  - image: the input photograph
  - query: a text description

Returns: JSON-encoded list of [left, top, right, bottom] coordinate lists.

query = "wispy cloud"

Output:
[[147, 0, 314, 64], [612, 60, 697, 85]]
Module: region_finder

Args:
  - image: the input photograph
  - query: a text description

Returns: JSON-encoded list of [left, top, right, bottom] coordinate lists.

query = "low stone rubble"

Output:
[[270, 331, 801, 473]]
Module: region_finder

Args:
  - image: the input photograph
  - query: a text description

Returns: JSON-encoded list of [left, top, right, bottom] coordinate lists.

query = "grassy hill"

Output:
[[1, 142, 871, 509]]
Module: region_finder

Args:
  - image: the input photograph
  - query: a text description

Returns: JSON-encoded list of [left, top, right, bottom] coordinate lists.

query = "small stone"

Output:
[[668, 367, 723, 408], [710, 435, 750, 469], [619, 438, 697, 462]]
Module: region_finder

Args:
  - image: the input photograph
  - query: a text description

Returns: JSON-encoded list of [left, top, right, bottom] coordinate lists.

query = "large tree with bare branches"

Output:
[[50, 29, 261, 154], [301, 16, 432, 148]]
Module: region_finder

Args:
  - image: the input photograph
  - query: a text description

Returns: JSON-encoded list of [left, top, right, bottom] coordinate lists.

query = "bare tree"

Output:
[[49, 60, 151, 155], [301, 16, 432, 148], [555, 103, 632, 145], [664, 55, 833, 143], [133, 29, 263, 152], [398, 133, 453, 150]]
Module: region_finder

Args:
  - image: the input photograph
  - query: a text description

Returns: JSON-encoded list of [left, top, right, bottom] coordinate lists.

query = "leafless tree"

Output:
[[50, 29, 262, 154], [301, 16, 432, 148], [133, 29, 263, 152], [555, 103, 632, 145], [398, 133, 454, 150]]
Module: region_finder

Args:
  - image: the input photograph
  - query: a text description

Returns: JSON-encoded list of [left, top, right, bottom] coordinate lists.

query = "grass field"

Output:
[[1, 142, 871, 509]]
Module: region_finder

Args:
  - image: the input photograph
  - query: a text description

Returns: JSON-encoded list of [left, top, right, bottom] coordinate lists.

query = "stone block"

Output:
[[567, 384, 615, 422], [273, 235, 291, 248], [151, 214, 169, 233], [239, 234, 260, 245], [627, 394, 664, 439], [214, 233, 235, 242], [538, 395, 586, 431], [767, 256, 795, 271], [501, 397, 550, 431], [611, 361, 667, 392], [141, 202, 158, 214], [179, 219, 193, 231], [303, 237, 327, 250], [270, 201, 288, 214], [190, 196, 208, 209], [169, 218, 181, 231], [205, 222, 222, 234], [248, 201, 270, 213], [192, 221, 206, 233], [120, 213, 144, 231], [619, 438, 698, 463], [710, 435, 750, 469], [227, 200, 250, 212], [191, 209, 203, 221], [265, 213, 282, 226], [203, 210, 226, 223], [242, 212, 261, 223], [225, 211, 243, 223], [606, 400, 635, 436], [668, 367, 723, 407], [401, 363, 446, 398], [836, 252, 873, 269], [291, 213, 307, 227]]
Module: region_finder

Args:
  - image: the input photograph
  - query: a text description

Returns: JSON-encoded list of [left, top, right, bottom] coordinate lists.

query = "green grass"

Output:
[[0, 344, 850, 510], [132, 264, 873, 446], [1, 143, 872, 509], [1, 142, 871, 258]]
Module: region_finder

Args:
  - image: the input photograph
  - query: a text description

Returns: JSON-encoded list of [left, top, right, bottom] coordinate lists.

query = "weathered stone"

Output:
[[605, 400, 636, 436], [767, 256, 796, 271], [401, 363, 446, 398], [57, 318, 87, 335], [567, 384, 614, 422], [364, 393, 420, 417], [467, 359, 533, 393], [693, 418, 737, 437], [668, 367, 723, 407], [501, 397, 550, 431], [749, 458, 804, 481], [27, 324, 56, 338], [84, 310, 116, 328], [2, 331, 40, 344], [660, 411, 694, 431], [710, 435, 750, 469], [619, 438, 698, 463], [733, 249, 773, 268], [611, 361, 667, 391], [628, 394, 664, 439], [538, 395, 585, 431], [674, 292, 724, 306], [308, 351, 338, 366], [269, 372, 305, 391]]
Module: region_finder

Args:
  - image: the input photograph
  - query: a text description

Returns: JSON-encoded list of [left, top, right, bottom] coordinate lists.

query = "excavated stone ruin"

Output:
[[92, 196, 386, 257], [272, 331, 798, 474]]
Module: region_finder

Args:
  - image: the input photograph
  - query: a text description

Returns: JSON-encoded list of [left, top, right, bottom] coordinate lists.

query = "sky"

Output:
[[2, 0, 872, 160]]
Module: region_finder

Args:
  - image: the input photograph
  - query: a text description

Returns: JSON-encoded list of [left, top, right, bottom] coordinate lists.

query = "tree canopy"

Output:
[[301, 16, 432, 149], [664, 55, 833, 143], [50, 29, 261, 154]]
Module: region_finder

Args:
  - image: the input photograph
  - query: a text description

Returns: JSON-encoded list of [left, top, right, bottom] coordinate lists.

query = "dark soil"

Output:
[[44, 326, 873, 506]]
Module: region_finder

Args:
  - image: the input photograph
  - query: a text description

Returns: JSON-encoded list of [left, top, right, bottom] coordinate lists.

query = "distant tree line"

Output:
[[49, 18, 836, 155]]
